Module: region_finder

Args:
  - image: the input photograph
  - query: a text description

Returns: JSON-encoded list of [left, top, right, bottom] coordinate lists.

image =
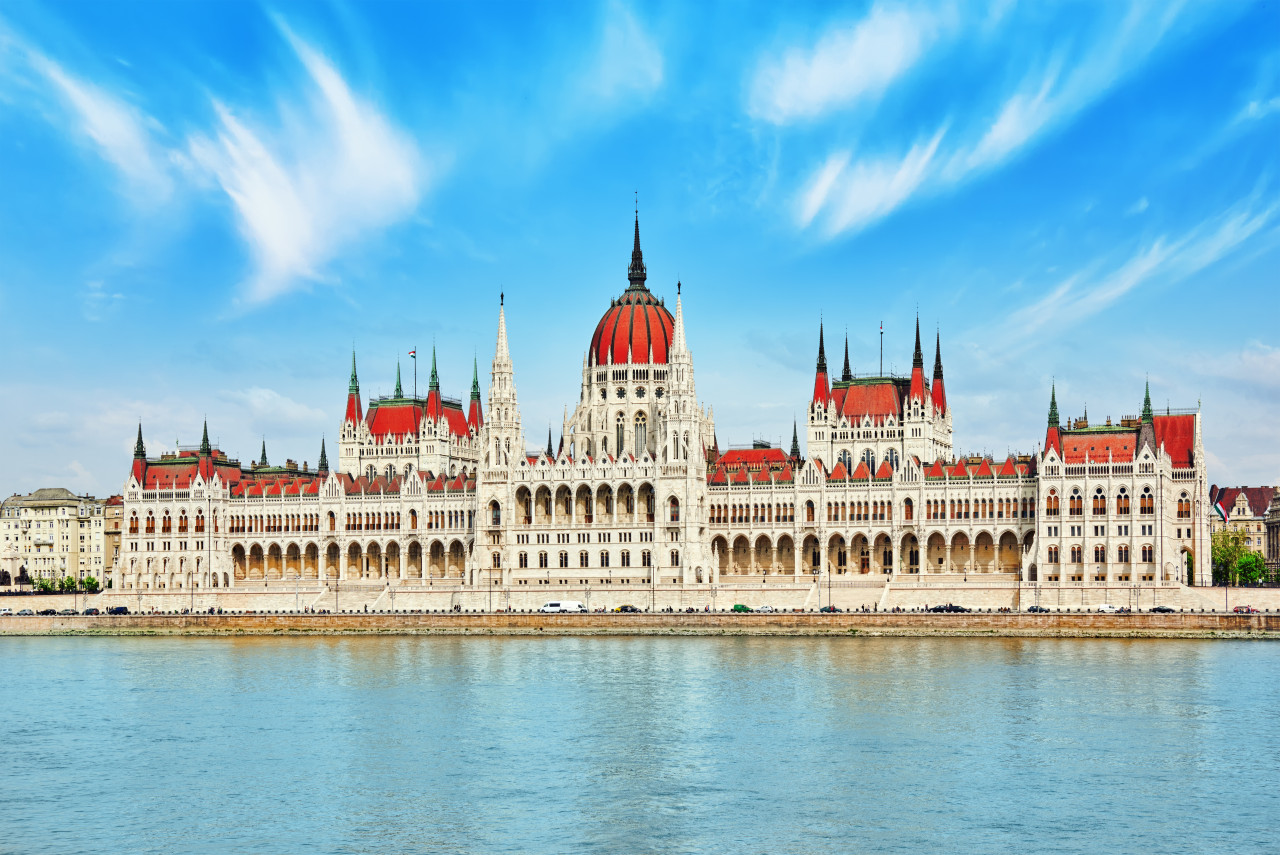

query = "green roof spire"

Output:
[[259, 440, 268, 467], [790, 420, 801, 460], [1047, 383, 1059, 429], [348, 350, 359, 396], [317, 438, 329, 472], [1142, 379, 1154, 423], [842, 335, 852, 382], [200, 420, 211, 455], [816, 322, 827, 374], [470, 356, 480, 401], [429, 346, 439, 393], [394, 360, 403, 398], [134, 423, 146, 459]]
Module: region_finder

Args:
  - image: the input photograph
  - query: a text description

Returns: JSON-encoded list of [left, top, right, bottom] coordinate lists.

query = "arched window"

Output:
[[670, 550, 680, 566], [161, 513, 172, 534], [129, 513, 139, 534], [518, 552, 528, 569], [194, 512, 205, 533], [1069, 489, 1083, 516], [1118, 545, 1130, 563], [1140, 487, 1154, 515], [1093, 488, 1106, 516], [669, 497, 680, 523], [1094, 545, 1106, 563], [539, 551, 548, 569], [1141, 544, 1154, 563], [1117, 488, 1130, 515], [634, 413, 647, 458], [1177, 492, 1191, 519], [409, 510, 418, 530], [887, 448, 900, 470], [616, 412, 625, 457], [579, 551, 589, 568], [600, 551, 610, 568], [178, 512, 188, 533], [1070, 545, 1082, 563], [490, 501, 501, 526], [1047, 546, 1059, 563], [805, 501, 815, 523], [328, 512, 336, 532], [492, 552, 501, 568], [861, 449, 876, 471]]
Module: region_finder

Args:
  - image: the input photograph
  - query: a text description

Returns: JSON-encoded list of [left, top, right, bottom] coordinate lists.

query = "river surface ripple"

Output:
[[2, 637, 1277, 854]]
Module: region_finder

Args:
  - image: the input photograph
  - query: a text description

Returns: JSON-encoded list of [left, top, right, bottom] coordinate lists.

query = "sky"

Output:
[[1, 0, 1277, 499]]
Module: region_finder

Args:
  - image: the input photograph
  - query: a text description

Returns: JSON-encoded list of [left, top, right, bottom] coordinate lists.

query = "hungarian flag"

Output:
[[408, 350, 416, 359], [1213, 498, 1228, 523]]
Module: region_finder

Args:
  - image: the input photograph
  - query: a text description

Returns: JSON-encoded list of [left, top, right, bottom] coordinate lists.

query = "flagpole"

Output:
[[879, 322, 883, 376], [413, 345, 417, 399]]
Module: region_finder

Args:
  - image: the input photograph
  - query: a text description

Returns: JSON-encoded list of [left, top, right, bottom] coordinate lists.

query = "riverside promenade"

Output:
[[3, 611, 1278, 638]]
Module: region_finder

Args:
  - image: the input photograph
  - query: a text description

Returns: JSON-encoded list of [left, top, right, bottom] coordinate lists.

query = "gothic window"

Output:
[[655, 388, 664, 398], [615, 387, 626, 400], [669, 497, 680, 523], [539, 552, 548, 568], [635, 413, 647, 458], [861, 449, 876, 471], [670, 550, 680, 566], [887, 448, 900, 470], [559, 551, 569, 568], [806, 501, 815, 523], [518, 552, 528, 569], [1048, 546, 1059, 563], [490, 502, 501, 526], [839, 450, 852, 472], [600, 551, 610, 568], [1069, 490, 1083, 516], [1094, 545, 1106, 563], [1070, 545, 1082, 563], [492, 552, 501, 568], [579, 551, 589, 568], [1140, 487, 1154, 515], [621, 551, 631, 567], [642, 550, 652, 567], [1141, 544, 1154, 562], [1117, 488, 1130, 515], [1118, 545, 1130, 563], [636, 388, 646, 399]]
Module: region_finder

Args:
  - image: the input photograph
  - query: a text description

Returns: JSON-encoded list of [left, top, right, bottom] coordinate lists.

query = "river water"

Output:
[[3, 637, 1277, 854]]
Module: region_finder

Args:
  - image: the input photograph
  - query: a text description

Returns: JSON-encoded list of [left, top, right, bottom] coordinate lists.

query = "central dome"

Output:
[[588, 215, 674, 366]]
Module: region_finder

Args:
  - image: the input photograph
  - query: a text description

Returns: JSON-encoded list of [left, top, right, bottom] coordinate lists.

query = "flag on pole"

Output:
[[1213, 498, 1228, 523], [408, 350, 416, 359]]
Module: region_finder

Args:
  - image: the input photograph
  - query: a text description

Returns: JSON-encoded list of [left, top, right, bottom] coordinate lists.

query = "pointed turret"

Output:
[[908, 316, 927, 403], [394, 361, 403, 398], [1142, 379, 1154, 423], [790, 420, 802, 461], [344, 350, 363, 425], [131, 423, 147, 483], [259, 440, 268, 467], [467, 356, 484, 432], [812, 322, 831, 405], [1045, 384, 1062, 457], [429, 347, 439, 394], [930, 330, 947, 414], [842, 335, 852, 382], [627, 212, 647, 290], [547, 426, 554, 458], [671, 282, 687, 354], [317, 438, 329, 473], [199, 420, 211, 455]]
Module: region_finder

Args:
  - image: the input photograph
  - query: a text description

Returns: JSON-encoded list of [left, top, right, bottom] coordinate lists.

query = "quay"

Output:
[[3, 611, 1278, 638]]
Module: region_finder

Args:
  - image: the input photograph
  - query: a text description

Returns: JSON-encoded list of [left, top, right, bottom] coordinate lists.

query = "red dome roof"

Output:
[[590, 288, 674, 365]]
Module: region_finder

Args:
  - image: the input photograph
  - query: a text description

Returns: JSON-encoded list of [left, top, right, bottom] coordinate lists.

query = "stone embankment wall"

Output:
[[2, 612, 1278, 637]]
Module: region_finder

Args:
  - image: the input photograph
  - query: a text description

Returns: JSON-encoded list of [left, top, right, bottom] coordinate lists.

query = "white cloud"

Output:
[[26, 52, 173, 203], [750, 3, 951, 124], [1241, 96, 1280, 121], [219, 387, 329, 433], [792, 3, 1198, 238], [588, 1, 663, 102], [188, 21, 425, 304], [1009, 196, 1277, 338], [1127, 197, 1149, 215], [798, 128, 945, 235]]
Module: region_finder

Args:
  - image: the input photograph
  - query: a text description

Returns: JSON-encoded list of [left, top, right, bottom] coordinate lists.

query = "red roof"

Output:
[[931, 376, 947, 415], [828, 461, 848, 481], [1060, 431, 1136, 464], [717, 448, 789, 470], [813, 370, 831, 405], [997, 456, 1018, 477], [344, 392, 362, 425], [731, 465, 751, 485], [1211, 486, 1274, 518], [924, 459, 946, 478], [364, 397, 471, 440], [1154, 414, 1196, 469], [949, 459, 968, 478], [909, 364, 927, 404], [590, 288, 674, 366], [851, 460, 871, 480], [874, 460, 894, 480], [972, 459, 993, 478], [832, 382, 900, 423]]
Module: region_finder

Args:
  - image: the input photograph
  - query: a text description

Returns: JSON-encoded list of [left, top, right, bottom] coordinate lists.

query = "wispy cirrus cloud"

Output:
[[22, 50, 173, 204], [187, 20, 425, 305], [1008, 195, 1277, 339], [587, 1, 663, 104], [749, 3, 954, 124], [789, 2, 1204, 238]]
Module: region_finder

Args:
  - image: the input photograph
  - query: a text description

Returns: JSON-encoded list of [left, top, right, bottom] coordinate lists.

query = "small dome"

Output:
[[590, 289, 674, 366]]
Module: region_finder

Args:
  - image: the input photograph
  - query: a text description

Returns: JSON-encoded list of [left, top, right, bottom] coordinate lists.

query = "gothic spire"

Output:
[[317, 438, 329, 473], [842, 335, 852, 382], [200, 420, 211, 455], [913, 316, 923, 369], [394, 360, 403, 398], [790, 420, 801, 460], [134, 423, 146, 459], [495, 297, 510, 362], [429, 346, 439, 393], [470, 356, 480, 401], [933, 330, 944, 380], [816, 322, 828, 374], [1142, 379, 1154, 423], [671, 282, 687, 353], [348, 349, 359, 396], [259, 440, 268, 467], [1048, 383, 1059, 428], [627, 212, 647, 290], [547, 425, 554, 458]]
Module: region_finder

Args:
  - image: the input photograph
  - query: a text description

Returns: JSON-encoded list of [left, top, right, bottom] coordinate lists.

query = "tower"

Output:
[[484, 294, 522, 468]]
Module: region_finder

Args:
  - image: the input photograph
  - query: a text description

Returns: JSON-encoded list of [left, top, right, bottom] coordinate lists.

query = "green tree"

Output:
[[1236, 552, 1266, 586], [58, 576, 78, 594], [1212, 528, 1250, 585], [33, 577, 56, 593], [82, 576, 99, 594]]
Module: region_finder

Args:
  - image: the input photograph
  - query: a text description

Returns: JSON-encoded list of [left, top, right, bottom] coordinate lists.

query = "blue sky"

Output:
[[1, 1, 1277, 497]]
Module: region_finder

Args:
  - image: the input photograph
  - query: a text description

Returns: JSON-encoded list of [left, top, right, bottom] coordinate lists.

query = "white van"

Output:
[[539, 601, 587, 613]]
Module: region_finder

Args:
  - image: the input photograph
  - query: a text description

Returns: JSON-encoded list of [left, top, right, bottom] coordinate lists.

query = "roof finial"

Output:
[[913, 315, 923, 368], [394, 360, 403, 398], [429, 346, 439, 393], [842, 332, 852, 382], [348, 349, 359, 395], [318, 438, 329, 473], [470, 356, 480, 401], [816, 321, 827, 374], [259, 439, 268, 467], [627, 203, 647, 290], [1142, 377, 1154, 422], [200, 420, 211, 455], [1048, 381, 1059, 428], [134, 423, 146, 459]]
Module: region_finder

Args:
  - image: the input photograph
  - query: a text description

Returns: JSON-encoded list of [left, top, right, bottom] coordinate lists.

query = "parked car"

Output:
[[819, 605, 842, 613], [106, 606, 130, 615], [82, 608, 100, 616], [538, 601, 587, 613], [929, 604, 970, 613], [0, 608, 12, 616], [57, 608, 77, 616], [732, 604, 752, 613], [17, 609, 34, 616], [37, 609, 58, 616], [1233, 605, 1259, 614], [756, 605, 776, 613], [1150, 606, 1175, 613], [1026, 605, 1049, 613], [613, 604, 640, 613], [1097, 603, 1119, 613]]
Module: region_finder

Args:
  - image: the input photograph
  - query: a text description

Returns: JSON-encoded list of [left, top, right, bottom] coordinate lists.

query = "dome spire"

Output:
[[627, 204, 647, 291]]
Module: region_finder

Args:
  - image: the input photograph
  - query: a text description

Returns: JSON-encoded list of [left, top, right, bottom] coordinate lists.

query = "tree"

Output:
[[58, 576, 77, 594], [1211, 528, 1251, 585], [1236, 552, 1266, 586], [33, 577, 56, 593], [82, 576, 100, 594]]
